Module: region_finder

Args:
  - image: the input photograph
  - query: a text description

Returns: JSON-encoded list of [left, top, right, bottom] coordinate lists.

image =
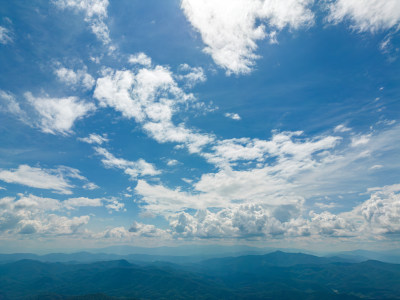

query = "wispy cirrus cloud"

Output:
[[0, 165, 95, 195], [78, 133, 109, 145], [327, 0, 400, 32], [0, 25, 13, 45], [95, 147, 160, 180]]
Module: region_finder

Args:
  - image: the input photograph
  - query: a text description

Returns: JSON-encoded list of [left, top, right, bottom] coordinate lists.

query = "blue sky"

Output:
[[0, 0, 399, 252]]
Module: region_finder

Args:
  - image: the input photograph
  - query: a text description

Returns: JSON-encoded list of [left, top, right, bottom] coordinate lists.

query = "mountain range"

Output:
[[0, 251, 400, 299]]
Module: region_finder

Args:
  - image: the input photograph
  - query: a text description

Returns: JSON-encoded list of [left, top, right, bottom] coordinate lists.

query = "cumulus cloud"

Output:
[[82, 182, 99, 190], [99, 222, 169, 240], [169, 203, 311, 239], [128, 221, 166, 237], [204, 131, 340, 166], [24, 92, 95, 135], [327, 0, 400, 32], [166, 184, 400, 240], [95, 147, 160, 180], [128, 52, 152, 67], [133, 131, 342, 216], [0, 194, 90, 235], [55, 66, 95, 90], [354, 184, 400, 234], [53, 0, 111, 45], [181, 0, 314, 74], [78, 133, 109, 145], [94, 63, 215, 153], [0, 165, 86, 194], [224, 112, 241, 120], [131, 124, 400, 242]]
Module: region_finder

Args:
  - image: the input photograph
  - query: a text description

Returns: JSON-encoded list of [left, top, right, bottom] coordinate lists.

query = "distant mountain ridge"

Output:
[[0, 251, 400, 299], [1, 246, 400, 265]]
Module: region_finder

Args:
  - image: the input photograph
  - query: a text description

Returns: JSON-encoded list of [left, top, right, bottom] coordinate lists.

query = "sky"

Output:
[[0, 0, 399, 253]]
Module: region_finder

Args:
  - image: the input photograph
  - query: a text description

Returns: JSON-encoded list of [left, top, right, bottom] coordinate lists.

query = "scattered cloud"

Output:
[[95, 147, 160, 180], [0, 194, 90, 235], [54, 66, 95, 90], [166, 159, 179, 166], [369, 164, 383, 170], [0, 25, 13, 45], [62, 197, 103, 209], [0, 90, 28, 123], [327, 0, 400, 32], [128, 52, 152, 67], [224, 112, 241, 120], [100, 221, 169, 239], [0, 165, 81, 194], [334, 124, 351, 133], [351, 184, 400, 234], [78, 133, 109, 145], [181, 0, 314, 75], [176, 64, 206, 87], [128, 221, 166, 237], [351, 134, 370, 147], [24, 92, 95, 135], [314, 202, 338, 209], [53, 0, 111, 46], [94, 62, 215, 153]]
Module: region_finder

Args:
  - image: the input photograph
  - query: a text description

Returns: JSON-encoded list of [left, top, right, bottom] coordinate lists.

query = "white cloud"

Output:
[[62, 197, 103, 209], [351, 134, 370, 147], [94, 63, 215, 153], [53, 0, 111, 45], [334, 124, 351, 133], [61, 196, 124, 212], [369, 164, 383, 170], [327, 0, 400, 32], [181, 0, 314, 74], [0, 165, 81, 194], [176, 64, 206, 87], [167, 159, 179, 166], [0, 194, 90, 235], [0, 90, 28, 123], [99, 222, 169, 240], [224, 112, 241, 120], [133, 130, 342, 217], [105, 198, 125, 212], [95, 147, 160, 180], [128, 52, 152, 67], [78, 133, 109, 145], [132, 124, 400, 242], [314, 202, 338, 209], [349, 184, 400, 235], [128, 221, 166, 237], [55, 66, 95, 90], [0, 25, 13, 45], [25, 92, 95, 135], [204, 131, 340, 166], [82, 182, 99, 190], [169, 203, 310, 239]]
